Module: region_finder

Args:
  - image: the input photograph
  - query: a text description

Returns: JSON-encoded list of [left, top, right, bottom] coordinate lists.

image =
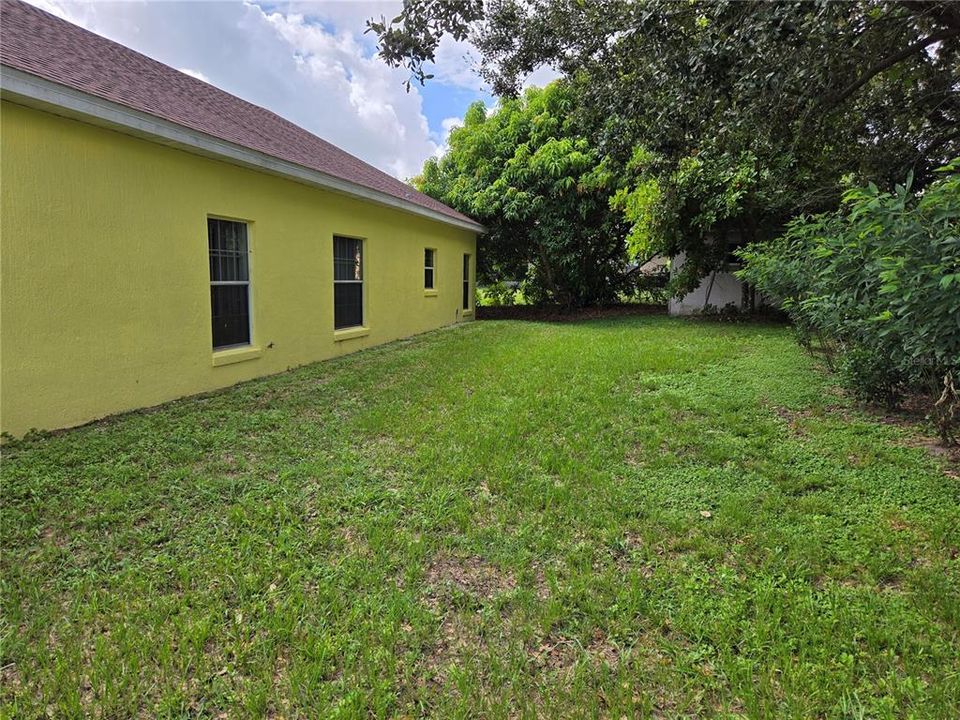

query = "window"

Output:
[[209, 218, 250, 349], [462, 253, 471, 310], [424, 248, 436, 289], [334, 236, 363, 329]]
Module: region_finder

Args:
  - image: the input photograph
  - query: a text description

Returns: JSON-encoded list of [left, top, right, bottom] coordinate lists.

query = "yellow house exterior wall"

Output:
[[0, 101, 477, 437]]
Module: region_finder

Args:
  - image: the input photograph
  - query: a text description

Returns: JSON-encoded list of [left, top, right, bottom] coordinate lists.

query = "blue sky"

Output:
[[421, 84, 491, 136], [27, 0, 530, 179]]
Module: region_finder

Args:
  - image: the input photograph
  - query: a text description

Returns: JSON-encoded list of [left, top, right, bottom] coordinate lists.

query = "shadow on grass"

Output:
[[475, 303, 666, 323]]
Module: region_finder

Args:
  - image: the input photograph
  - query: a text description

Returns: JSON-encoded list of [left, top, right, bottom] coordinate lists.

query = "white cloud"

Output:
[[177, 67, 209, 82], [433, 115, 464, 157], [23, 0, 454, 179], [441, 116, 464, 136], [430, 35, 488, 93], [428, 37, 562, 93], [522, 64, 563, 90], [25, 1, 562, 175]]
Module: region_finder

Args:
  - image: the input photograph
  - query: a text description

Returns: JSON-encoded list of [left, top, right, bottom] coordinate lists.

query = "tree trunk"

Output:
[[534, 239, 568, 308]]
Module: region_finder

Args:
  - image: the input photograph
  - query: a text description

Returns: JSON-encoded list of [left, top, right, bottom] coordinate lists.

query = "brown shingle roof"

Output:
[[0, 0, 479, 228]]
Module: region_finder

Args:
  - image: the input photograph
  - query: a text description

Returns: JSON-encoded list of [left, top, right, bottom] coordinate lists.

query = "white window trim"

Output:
[[333, 236, 365, 331], [209, 217, 253, 351], [425, 248, 437, 290], [462, 253, 472, 310]]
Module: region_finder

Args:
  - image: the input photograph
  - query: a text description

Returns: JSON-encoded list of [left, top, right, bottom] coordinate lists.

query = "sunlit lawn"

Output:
[[2, 316, 958, 718]]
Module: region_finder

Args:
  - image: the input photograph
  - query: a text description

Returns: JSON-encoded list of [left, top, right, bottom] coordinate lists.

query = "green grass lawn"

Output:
[[3, 316, 959, 718]]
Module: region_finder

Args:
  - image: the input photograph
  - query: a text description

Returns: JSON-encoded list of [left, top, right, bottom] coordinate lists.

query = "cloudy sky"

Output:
[[27, 0, 559, 179]]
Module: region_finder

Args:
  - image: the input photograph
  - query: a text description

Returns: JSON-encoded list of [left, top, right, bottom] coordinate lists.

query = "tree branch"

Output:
[[828, 28, 959, 109], [623, 253, 662, 278], [925, 127, 960, 154], [912, 128, 960, 176], [905, 1, 960, 33]]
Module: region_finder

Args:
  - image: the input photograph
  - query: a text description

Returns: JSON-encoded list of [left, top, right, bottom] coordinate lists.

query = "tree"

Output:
[[371, 1, 960, 290], [414, 82, 632, 307]]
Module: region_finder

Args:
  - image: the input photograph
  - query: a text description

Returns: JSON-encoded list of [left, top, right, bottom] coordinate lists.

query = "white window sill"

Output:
[[334, 326, 370, 342], [424, 289, 438, 297], [462, 309, 474, 317], [212, 345, 263, 367]]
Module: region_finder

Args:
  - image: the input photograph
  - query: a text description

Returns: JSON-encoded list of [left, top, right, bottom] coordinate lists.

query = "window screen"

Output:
[[425, 248, 436, 289], [334, 236, 363, 329], [209, 218, 250, 349], [462, 254, 471, 310]]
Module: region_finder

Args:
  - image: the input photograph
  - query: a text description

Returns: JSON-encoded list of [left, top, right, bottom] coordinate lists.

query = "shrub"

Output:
[[838, 346, 905, 407], [738, 160, 960, 443], [477, 281, 519, 307], [628, 268, 670, 305]]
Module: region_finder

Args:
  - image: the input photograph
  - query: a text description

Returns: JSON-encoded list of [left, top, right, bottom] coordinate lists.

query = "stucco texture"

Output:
[[0, 101, 477, 436]]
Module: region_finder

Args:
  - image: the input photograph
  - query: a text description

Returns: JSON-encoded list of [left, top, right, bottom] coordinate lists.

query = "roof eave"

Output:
[[0, 65, 487, 234]]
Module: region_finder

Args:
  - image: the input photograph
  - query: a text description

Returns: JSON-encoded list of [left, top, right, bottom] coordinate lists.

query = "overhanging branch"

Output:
[[828, 28, 959, 109]]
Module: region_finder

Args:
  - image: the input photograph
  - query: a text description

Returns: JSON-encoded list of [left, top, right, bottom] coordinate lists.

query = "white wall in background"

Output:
[[668, 252, 747, 315]]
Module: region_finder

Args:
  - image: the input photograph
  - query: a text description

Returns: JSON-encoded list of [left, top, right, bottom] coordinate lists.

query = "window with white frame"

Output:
[[424, 248, 436, 289], [334, 236, 364, 329], [208, 218, 251, 349], [462, 253, 471, 310]]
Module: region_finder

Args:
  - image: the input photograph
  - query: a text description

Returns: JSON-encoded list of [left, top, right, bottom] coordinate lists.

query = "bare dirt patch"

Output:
[[773, 398, 960, 476], [902, 436, 960, 467], [421, 611, 489, 681], [265, 652, 291, 719], [530, 629, 621, 675], [423, 554, 517, 608], [610, 533, 656, 577], [625, 442, 650, 468], [772, 405, 852, 437], [530, 564, 552, 601], [1, 662, 22, 700], [338, 526, 371, 557], [419, 554, 537, 682]]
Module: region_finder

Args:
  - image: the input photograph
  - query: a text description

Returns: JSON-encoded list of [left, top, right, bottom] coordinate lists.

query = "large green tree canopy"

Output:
[[416, 82, 631, 306], [373, 1, 960, 290]]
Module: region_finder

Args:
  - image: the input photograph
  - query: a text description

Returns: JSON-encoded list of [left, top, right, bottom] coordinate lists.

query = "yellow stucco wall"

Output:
[[0, 100, 477, 437]]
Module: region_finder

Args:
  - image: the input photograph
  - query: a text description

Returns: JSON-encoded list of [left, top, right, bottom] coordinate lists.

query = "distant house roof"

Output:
[[0, 0, 483, 232]]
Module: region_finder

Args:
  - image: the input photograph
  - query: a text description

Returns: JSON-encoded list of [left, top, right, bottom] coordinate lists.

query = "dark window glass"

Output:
[[334, 236, 363, 329], [334, 283, 363, 328], [462, 254, 470, 309], [424, 248, 435, 289], [334, 236, 363, 281], [210, 285, 250, 347], [208, 218, 250, 348]]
